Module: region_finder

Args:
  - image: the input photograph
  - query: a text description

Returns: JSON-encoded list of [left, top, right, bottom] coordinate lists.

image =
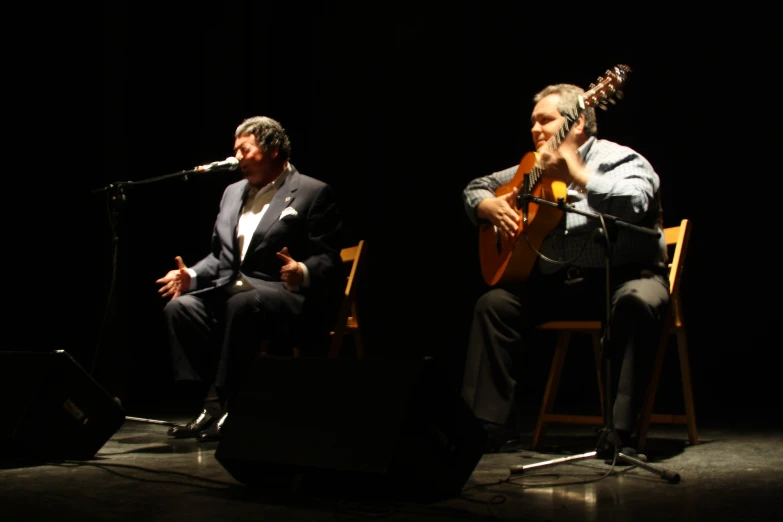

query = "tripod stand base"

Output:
[[510, 449, 680, 484], [125, 416, 178, 427], [510, 451, 598, 474], [616, 450, 681, 483]]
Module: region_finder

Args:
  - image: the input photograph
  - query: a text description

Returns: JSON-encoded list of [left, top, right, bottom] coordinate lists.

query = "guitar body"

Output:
[[478, 152, 567, 286]]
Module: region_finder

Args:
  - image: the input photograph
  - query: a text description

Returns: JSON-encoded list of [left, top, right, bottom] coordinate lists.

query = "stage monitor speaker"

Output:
[[0, 350, 126, 463], [214, 356, 487, 502]]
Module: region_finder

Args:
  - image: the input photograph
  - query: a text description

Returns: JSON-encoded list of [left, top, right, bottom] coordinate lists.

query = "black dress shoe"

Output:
[[594, 429, 645, 464], [197, 412, 228, 442], [167, 410, 217, 439]]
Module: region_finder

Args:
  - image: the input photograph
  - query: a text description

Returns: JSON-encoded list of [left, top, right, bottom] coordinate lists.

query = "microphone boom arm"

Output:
[[90, 157, 238, 194], [518, 193, 659, 238]]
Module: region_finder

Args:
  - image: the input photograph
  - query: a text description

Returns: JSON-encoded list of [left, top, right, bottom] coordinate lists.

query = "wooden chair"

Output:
[[258, 239, 366, 359], [530, 219, 696, 453], [327, 239, 366, 359]]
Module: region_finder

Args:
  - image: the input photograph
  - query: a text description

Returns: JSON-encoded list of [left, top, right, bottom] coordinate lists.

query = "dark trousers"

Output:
[[461, 264, 669, 434], [163, 281, 303, 412]]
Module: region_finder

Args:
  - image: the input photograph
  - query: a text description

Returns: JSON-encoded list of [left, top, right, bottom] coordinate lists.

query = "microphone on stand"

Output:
[[520, 174, 530, 226], [196, 157, 239, 172]]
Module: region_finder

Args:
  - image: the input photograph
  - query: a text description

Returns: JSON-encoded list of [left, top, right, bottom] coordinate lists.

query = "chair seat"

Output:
[[537, 321, 601, 331]]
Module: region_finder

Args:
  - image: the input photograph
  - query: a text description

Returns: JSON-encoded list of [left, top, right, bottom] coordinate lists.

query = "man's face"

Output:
[[233, 133, 277, 186], [530, 94, 565, 152]]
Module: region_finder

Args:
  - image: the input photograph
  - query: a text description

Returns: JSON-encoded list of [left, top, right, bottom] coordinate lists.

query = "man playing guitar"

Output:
[[460, 76, 668, 458]]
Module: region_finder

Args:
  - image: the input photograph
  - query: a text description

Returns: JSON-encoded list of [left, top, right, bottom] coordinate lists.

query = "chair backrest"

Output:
[[663, 219, 691, 327], [340, 240, 364, 303], [328, 239, 366, 358]]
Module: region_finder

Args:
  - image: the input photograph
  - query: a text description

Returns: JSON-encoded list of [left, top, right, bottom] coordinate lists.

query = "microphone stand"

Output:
[[90, 165, 227, 427], [508, 192, 681, 484]]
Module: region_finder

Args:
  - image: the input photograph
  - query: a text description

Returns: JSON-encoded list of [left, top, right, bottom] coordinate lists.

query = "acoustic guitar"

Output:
[[478, 64, 632, 286]]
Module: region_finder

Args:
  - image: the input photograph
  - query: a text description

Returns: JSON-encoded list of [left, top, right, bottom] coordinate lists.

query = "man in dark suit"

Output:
[[155, 116, 345, 442]]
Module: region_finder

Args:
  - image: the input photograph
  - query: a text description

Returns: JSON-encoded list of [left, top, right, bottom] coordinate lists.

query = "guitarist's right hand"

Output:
[[477, 188, 520, 241]]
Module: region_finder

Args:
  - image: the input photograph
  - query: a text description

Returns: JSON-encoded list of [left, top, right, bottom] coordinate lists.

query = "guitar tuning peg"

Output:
[[615, 90, 625, 100], [598, 103, 608, 111], [607, 98, 617, 104]]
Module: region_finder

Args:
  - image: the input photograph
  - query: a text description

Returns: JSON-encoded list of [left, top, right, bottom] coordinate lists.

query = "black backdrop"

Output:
[[63, 3, 770, 424]]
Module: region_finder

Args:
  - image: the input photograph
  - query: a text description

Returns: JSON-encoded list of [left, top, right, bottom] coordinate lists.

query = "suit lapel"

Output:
[[246, 167, 300, 250]]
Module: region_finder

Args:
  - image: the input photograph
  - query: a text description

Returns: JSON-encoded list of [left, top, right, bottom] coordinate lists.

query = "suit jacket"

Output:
[[189, 165, 345, 348]]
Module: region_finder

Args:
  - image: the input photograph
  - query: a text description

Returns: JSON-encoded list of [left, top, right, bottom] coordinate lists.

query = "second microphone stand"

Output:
[[509, 184, 680, 484], [91, 163, 234, 428]]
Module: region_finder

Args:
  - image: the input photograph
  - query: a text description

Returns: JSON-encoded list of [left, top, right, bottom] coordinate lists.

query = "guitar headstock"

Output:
[[582, 64, 631, 111]]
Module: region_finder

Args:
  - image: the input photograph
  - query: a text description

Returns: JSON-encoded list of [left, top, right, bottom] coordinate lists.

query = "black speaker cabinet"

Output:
[[215, 356, 487, 502], [0, 350, 126, 462]]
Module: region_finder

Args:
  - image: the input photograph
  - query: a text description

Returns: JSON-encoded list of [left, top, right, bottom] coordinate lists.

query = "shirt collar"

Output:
[[272, 162, 292, 187], [577, 136, 596, 159], [247, 163, 292, 199]]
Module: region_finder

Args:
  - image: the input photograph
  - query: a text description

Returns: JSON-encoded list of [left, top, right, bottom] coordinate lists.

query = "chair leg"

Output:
[[676, 329, 698, 446], [352, 304, 365, 359], [532, 332, 570, 451], [328, 330, 344, 358]]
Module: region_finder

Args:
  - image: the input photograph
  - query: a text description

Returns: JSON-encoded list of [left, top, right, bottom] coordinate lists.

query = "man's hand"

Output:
[[477, 188, 520, 242], [536, 149, 571, 182], [276, 247, 304, 289], [536, 144, 589, 188], [155, 256, 192, 300]]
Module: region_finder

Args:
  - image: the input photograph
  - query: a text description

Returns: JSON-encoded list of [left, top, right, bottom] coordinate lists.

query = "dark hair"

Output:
[[234, 116, 292, 161], [533, 83, 597, 137]]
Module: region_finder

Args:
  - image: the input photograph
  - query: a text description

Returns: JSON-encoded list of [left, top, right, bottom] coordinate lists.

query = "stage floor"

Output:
[[2, 405, 781, 522]]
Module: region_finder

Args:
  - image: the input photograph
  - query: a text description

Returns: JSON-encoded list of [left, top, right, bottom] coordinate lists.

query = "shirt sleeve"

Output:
[[298, 261, 310, 288], [462, 165, 518, 226], [583, 142, 660, 224], [187, 268, 198, 291]]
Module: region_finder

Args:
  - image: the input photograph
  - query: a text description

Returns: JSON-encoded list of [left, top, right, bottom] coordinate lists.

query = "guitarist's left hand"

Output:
[[477, 188, 521, 242]]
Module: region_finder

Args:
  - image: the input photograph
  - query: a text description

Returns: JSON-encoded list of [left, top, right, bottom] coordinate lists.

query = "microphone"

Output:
[[520, 173, 530, 226], [195, 157, 239, 172]]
